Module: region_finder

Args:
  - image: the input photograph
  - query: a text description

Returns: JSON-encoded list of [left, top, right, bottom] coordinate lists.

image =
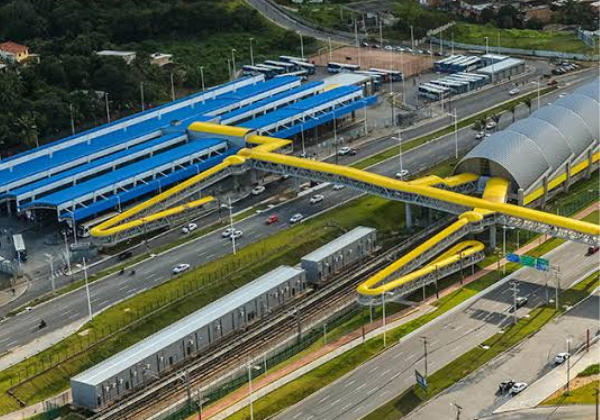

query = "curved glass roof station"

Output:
[[456, 78, 600, 193]]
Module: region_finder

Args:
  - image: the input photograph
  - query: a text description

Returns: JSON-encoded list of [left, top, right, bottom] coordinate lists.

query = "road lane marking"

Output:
[[406, 354, 415, 361], [318, 395, 330, 403], [381, 369, 391, 377], [342, 402, 353, 411], [292, 412, 303, 419], [353, 406, 364, 414], [369, 366, 379, 373], [393, 351, 404, 359], [345, 380, 356, 388], [356, 383, 366, 391], [331, 398, 341, 406]]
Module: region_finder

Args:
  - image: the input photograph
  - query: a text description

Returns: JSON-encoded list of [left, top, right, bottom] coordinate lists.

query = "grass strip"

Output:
[[0, 195, 408, 414], [362, 271, 599, 420], [221, 267, 515, 420], [578, 364, 600, 377]]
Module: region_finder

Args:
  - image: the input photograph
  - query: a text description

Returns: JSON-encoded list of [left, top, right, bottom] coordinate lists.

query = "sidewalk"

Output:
[[188, 201, 599, 420], [0, 277, 27, 310], [495, 340, 600, 413]]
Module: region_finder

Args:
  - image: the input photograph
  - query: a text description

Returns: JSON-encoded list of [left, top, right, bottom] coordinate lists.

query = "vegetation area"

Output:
[[451, 23, 595, 54], [0, 192, 408, 414], [362, 271, 600, 420], [0, 0, 315, 154]]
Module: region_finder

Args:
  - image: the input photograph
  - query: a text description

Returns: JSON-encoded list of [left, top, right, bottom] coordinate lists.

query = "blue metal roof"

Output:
[[240, 86, 362, 130], [7, 131, 188, 200], [220, 81, 323, 121], [67, 149, 239, 221], [0, 77, 256, 166], [0, 76, 301, 192], [28, 138, 225, 208]]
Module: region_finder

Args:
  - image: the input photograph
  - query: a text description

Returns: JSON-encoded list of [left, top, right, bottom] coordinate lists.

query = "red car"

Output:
[[266, 215, 279, 225]]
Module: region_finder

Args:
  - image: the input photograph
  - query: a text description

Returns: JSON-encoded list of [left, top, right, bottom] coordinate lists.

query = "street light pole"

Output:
[[510, 281, 519, 325], [410, 25, 414, 50], [566, 338, 572, 393], [453, 108, 458, 159], [63, 232, 72, 280], [140, 81, 145, 112], [105, 93, 111, 124], [228, 196, 236, 255], [328, 37, 333, 62], [382, 291, 387, 347], [299, 33, 304, 60], [170, 73, 176, 101], [83, 257, 93, 321], [420, 336, 428, 378], [249, 38, 255, 66], [200, 66, 205, 92], [231, 49, 237, 80], [484, 36, 489, 55]]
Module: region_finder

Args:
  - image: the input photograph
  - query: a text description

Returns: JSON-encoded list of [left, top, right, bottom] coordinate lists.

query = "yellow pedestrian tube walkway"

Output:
[[356, 178, 509, 297]]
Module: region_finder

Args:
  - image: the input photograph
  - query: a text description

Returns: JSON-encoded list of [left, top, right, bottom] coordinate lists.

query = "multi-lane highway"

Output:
[[0, 72, 596, 364], [406, 290, 599, 419], [272, 242, 597, 420]]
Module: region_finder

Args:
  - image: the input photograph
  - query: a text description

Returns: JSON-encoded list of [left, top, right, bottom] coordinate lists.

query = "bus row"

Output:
[[243, 56, 316, 80], [327, 62, 403, 82]]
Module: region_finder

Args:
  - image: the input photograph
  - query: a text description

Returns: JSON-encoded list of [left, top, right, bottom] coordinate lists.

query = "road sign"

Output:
[[506, 253, 520, 263], [536, 257, 550, 271], [415, 369, 428, 391], [520, 255, 536, 267]]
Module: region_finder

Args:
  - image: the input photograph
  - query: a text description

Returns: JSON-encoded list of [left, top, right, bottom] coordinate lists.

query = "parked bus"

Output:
[[279, 55, 308, 63], [327, 62, 360, 74], [291, 60, 316, 75], [77, 211, 120, 238], [264, 60, 297, 72], [255, 64, 287, 75], [243, 65, 277, 79], [13, 234, 27, 262], [275, 70, 309, 81], [355, 71, 384, 88], [418, 83, 449, 101], [368, 68, 403, 82]]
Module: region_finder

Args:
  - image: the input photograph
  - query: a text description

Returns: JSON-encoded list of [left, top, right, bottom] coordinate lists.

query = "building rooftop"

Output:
[[72, 265, 305, 387], [476, 58, 524, 75], [0, 41, 28, 54], [96, 50, 136, 57], [322, 73, 371, 87], [302, 226, 375, 262]]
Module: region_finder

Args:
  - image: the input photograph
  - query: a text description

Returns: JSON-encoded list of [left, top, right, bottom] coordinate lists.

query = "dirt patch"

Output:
[[310, 46, 433, 77], [544, 373, 599, 401]]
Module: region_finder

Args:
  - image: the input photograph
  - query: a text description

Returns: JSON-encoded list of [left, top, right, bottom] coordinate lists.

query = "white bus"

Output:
[[368, 68, 403, 82], [13, 234, 27, 262], [291, 60, 316, 75], [327, 62, 360, 73], [264, 60, 297, 72], [255, 64, 287, 75], [279, 55, 308, 63], [77, 211, 120, 238]]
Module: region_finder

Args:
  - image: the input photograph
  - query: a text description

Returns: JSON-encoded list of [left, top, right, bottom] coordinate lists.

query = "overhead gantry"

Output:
[[91, 122, 600, 301]]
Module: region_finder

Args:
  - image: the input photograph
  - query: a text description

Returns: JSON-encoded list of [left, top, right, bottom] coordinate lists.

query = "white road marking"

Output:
[[369, 366, 379, 373], [393, 351, 404, 359], [331, 398, 341, 406], [318, 395, 330, 403], [381, 369, 391, 376], [353, 406, 364, 413], [342, 402, 353, 411], [292, 412, 303, 419], [356, 383, 367, 391], [406, 354, 415, 361], [345, 380, 356, 388]]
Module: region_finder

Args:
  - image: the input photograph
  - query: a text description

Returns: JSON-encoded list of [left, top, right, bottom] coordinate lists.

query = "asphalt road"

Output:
[[479, 405, 597, 420], [0, 72, 595, 359], [272, 242, 598, 420], [406, 292, 599, 419]]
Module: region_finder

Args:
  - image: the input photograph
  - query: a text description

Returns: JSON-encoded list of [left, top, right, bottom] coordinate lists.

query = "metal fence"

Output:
[[430, 36, 599, 61], [159, 303, 364, 420]]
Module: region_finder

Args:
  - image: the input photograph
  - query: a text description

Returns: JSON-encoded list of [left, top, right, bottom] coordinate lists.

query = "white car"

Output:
[[333, 184, 345, 190], [182, 223, 198, 234], [475, 131, 485, 139], [395, 169, 409, 179], [310, 194, 324, 204], [290, 213, 304, 224], [230, 230, 243, 240], [559, 93, 567, 98], [251, 185, 266, 195], [555, 352, 570, 365], [173, 263, 191, 275], [384, 45, 394, 51], [338, 146, 352, 156], [509, 88, 520, 96], [221, 227, 235, 238], [486, 121, 497, 129], [510, 382, 528, 395]]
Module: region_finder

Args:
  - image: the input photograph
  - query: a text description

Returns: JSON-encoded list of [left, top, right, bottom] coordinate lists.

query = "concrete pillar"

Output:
[[565, 162, 572, 192], [489, 226, 497, 249], [517, 188, 524, 206], [250, 168, 258, 185], [293, 177, 302, 193], [586, 149, 593, 179], [6, 201, 11, 217], [405, 203, 413, 230]]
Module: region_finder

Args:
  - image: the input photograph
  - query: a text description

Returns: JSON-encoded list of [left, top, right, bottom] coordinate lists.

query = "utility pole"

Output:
[[410, 25, 414, 50], [299, 33, 304, 60], [554, 267, 560, 311], [83, 257, 93, 321], [328, 37, 333, 62], [200, 66, 205, 92], [510, 281, 519, 325], [379, 19, 383, 47], [566, 338, 572, 393], [594, 387, 599, 420], [105, 92, 111, 124], [228, 196, 236, 255], [249, 37, 255, 66], [231, 49, 237, 80], [69, 104, 76, 135], [420, 336, 428, 378], [170, 73, 176, 101], [140, 81, 145, 112]]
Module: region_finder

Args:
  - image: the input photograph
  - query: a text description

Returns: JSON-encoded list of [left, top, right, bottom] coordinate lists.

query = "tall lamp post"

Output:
[[231, 49, 237, 80], [247, 363, 261, 420], [392, 130, 404, 179], [249, 38, 255, 66], [382, 291, 394, 347]]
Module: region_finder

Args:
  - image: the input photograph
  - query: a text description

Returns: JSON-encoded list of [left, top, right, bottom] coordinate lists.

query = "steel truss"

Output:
[[496, 214, 599, 246]]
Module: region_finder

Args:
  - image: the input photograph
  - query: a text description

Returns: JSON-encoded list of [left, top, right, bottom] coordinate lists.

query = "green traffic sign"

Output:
[[520, 255, 536, 267]]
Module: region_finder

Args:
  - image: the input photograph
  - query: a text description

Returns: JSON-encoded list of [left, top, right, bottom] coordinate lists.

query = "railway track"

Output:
[[92, 219, 453, 420]]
